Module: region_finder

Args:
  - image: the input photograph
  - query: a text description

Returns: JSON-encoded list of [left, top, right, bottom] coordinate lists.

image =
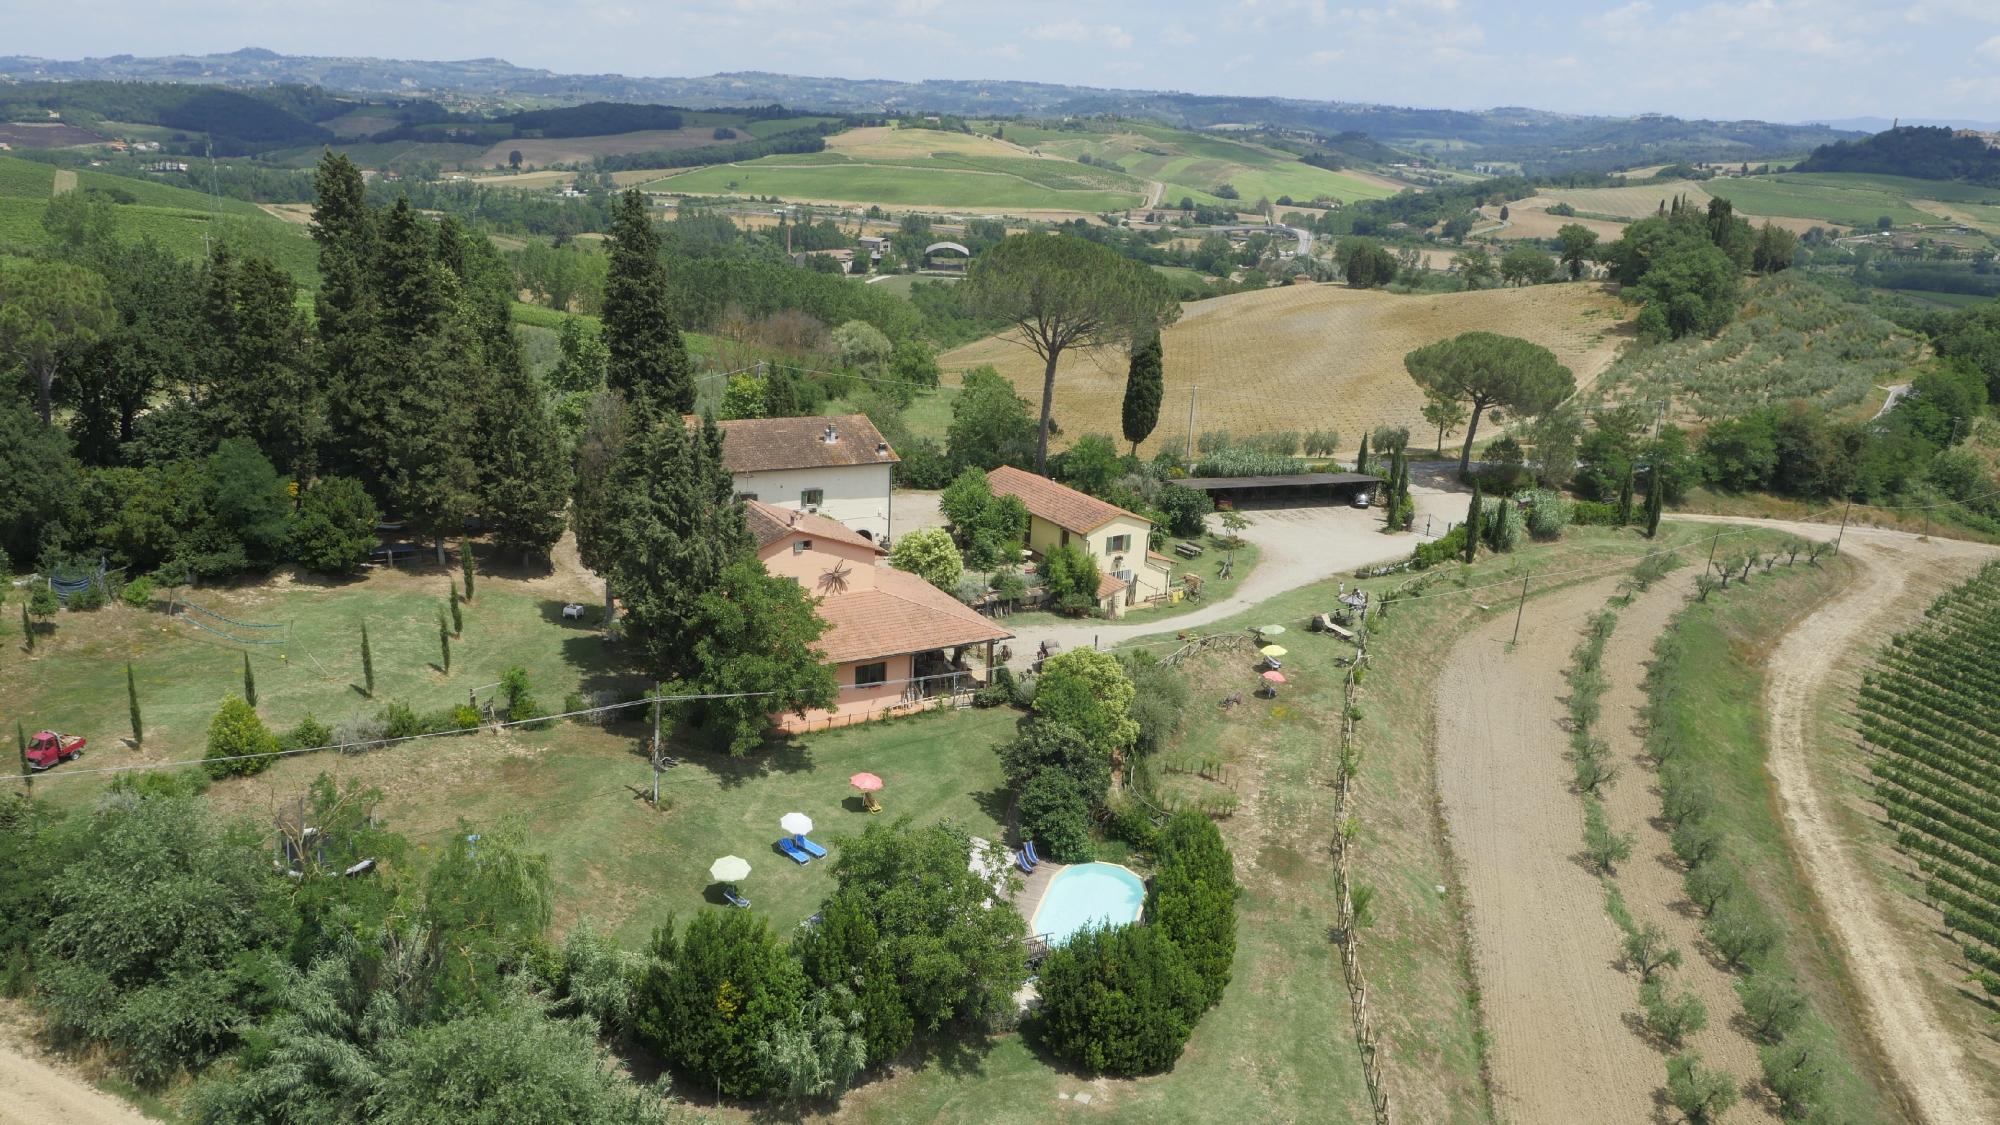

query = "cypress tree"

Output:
[[461, 541, 477, 600], [16, 722, 28, 789], [603, 413, 754, 684], [478, 358, 573, 564], [1121, 332, 1164, 454], [439, 606, 452, 674], [244, 652, 257, 708], [1645, 470, 1665, 539], [127, 662, 143, 748], [20, 602, 31, 651], [1463, 481, 1483, 564], [1356, 432, 1371, 476], [361, 621, 375, 696], [449, 582, 464, 636], [1617, 464, 1636, 526], [602, 189, 693, 416]]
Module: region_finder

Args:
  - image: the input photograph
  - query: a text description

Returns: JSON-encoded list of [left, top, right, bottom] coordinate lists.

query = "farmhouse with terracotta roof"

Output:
[[985, 465, 1173, 617], [746, 500, 1011, 731], [712, 414, 899, 543]]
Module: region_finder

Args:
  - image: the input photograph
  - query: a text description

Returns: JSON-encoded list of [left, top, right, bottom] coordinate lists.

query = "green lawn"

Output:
[[1707, 174, 1936, 228], [1642, 553, 1903, 1120], [655, 159, 1144, 212]]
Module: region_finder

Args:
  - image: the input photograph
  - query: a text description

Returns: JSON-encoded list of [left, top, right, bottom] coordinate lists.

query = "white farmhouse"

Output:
[[712, 414, 900, 543]]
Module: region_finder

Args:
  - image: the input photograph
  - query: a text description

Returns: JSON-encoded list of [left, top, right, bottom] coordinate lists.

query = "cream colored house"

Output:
[[986, 466, 1174, 617], [713, 414, 899, 543]]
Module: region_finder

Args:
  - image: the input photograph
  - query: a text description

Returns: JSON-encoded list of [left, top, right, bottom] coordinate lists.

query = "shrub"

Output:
[[1149, 812, 1238, 1010], [1036, 923, 1202, 1075], [1033, 650, 1139, 754], [1106, 800, 1161, 852], [120, 575, 155, 609], [1621, 923, 1682, 982], [449, 705, 483, 731], [1584, 800, 1633, 872], [889, 527, 964, 592], [277, 713, 333, 754], [1738, 974, 1808, 1042], [1482, 498, 1523, 552], [1571, 499, 1621, 525], [1685, 859, 1738, 916], [1666, 1051, 1739, 1122], [289, 475, 381, 574], [1019, 769, 1094, 862], [66, 582, 106, 611], [562, 691, 586, 719], [203, 695, 279, 778], [633, 910, 806, 1099], [975, 665, 1017, 708], [331, 715, 387, 754], [1640, 976, 1708, 1047], [1522, 489, 1572, 539], [500, 666, 545, 726], [1123, 651, 1188, 755], [1759, 1037, 1827, 1119], [1038, 545, 1102, 616], [1412, 524, 1467, 568], [1706, 895, 1779, 968], [383, 701, 424, 739], [1154, 482, 1213, 538]]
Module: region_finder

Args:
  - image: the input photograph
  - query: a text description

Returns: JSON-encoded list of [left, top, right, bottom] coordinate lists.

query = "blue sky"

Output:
[[12, 0, 2000, 122]]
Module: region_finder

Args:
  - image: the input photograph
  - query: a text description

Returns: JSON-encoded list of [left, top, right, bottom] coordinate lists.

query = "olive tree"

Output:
[[962, 235, 1180, 474]]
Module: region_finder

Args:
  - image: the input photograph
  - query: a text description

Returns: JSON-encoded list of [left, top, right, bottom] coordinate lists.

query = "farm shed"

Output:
[[1178, 472, 1384, 510]]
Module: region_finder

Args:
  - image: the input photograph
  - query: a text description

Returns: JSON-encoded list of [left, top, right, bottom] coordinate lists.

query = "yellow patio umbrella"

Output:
[[1259, 645, 1287, 657]]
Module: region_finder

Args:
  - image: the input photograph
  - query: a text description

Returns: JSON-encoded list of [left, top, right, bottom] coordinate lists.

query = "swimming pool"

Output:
[[1030, 862, 1147, 945]]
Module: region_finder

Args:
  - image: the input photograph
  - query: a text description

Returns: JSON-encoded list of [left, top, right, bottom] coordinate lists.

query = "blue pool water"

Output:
[[1031, 862, 1147, 945]]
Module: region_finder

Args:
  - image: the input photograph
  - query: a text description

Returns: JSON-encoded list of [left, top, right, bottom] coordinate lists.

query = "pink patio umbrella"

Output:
[[851, 771, 885, 812], [1260, 670, 1287, 684]]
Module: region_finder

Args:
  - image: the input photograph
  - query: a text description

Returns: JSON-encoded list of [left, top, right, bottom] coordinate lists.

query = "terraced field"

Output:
[[941, 280, 1630, 456]]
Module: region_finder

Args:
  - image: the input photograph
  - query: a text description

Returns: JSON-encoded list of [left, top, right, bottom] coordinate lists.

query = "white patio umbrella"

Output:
[[780, 812, 814, 837], [709, 855, 751, 883]]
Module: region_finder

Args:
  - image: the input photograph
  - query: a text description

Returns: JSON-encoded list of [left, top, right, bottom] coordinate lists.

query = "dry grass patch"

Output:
[[941, 282, 1631, 457]]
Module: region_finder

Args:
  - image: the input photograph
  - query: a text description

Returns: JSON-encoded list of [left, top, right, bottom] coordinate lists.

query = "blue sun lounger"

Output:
[[722, 886, 751, 909], [795, 834, 827, 859], [778, 837, 811, 864], [1015, 848, 1035, 874], [1024, 840, 1042, 866]]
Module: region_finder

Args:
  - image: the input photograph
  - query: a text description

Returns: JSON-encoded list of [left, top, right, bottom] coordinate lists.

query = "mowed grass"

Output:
[[1707, 175, 1935, 229], [941, 281, 1630, 458], [0, 549, 1015, 949], [1643, 554, 1904, 1120], [656, 159, 1144, 213], [994, 121, 1397, 206]]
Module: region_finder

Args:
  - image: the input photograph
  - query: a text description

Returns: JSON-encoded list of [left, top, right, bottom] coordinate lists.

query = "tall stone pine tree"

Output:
[[1121, 332, 1164, 454], [204, 244, 324, 489], [602, 190, 693, 416], [344, 198, 483, 563], [603, 413, 753, 683]]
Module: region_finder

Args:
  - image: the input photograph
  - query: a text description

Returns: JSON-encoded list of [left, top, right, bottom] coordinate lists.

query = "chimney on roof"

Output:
[[876, 440, 888, 455], [822, 423, 838, 443]]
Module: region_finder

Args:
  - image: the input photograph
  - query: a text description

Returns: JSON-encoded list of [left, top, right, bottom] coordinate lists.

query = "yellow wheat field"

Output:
[[941, 281, 1633, 457]]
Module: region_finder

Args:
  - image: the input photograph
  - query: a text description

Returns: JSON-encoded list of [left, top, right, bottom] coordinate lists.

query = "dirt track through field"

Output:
[[0, 1036, 150, 1124], [1596, 574, 1781, 1122], [1434, 574, 1666, 1123], [1755, 526, 1999, 1124]]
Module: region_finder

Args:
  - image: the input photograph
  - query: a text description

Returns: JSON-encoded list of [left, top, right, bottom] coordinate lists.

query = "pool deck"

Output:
[[1013, 857, 1065, 935]]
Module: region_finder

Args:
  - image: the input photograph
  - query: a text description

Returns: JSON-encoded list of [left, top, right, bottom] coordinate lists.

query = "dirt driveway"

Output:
[[0, 1029, 151, 1124]]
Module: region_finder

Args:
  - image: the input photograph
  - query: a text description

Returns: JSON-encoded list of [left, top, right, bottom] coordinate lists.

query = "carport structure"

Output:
[[1177, 472, 1384, 510]]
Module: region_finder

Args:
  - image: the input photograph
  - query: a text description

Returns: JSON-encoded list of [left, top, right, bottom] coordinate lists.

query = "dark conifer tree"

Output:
[[1121, 333, 1164, 454], [602, 190, 693, 416], [1617, 464, 1636, 526], [1463, 481, 1483, 564], [1356, 432, 1371, 476], [127, 662, 142, 748], [1644, 469, 1665, 539]]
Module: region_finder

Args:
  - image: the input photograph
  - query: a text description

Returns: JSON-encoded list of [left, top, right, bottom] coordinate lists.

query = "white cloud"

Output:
[[1308, 48, 1344, 66], [1161, 24, 1198, 46], [1977, 34, 2000, 62], [1028, 20, 1131, 49]]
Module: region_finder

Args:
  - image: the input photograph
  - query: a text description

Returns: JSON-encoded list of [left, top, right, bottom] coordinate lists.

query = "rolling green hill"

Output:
[[0, 154, 318, 283], [989, 120, 1396, 206]]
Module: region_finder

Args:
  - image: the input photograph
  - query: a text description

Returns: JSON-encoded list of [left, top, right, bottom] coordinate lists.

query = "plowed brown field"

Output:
[[940, 281, 1631, 457]]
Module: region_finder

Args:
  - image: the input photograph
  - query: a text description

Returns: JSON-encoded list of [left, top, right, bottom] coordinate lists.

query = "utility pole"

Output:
[[1834, 498, 1852, 555], [649, 683, 663, 808], [1705, 530, 1721, 574], [1511, 576, 1530, 646]]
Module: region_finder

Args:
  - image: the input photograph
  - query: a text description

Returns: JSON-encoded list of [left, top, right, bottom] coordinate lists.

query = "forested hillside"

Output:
[[1794, 126, 2000, 186]]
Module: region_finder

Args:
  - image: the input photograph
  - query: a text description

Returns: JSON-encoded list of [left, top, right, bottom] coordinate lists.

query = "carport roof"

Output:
[[1177, 472, 1384, 491]]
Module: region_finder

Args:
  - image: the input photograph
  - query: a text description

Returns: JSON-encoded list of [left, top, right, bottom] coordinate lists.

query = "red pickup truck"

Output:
[[25, 731, 85, 771]]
